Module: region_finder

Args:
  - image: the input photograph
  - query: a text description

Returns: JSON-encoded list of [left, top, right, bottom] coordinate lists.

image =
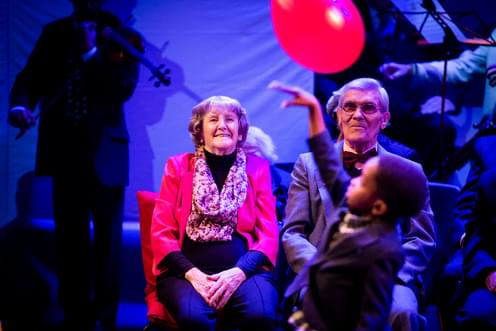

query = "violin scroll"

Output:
[[149, 64, 171, 87]]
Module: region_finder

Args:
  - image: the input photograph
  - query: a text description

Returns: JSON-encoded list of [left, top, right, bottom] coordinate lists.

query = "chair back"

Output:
[[422, 182, 461, 302], [136, 191, 177, 328]]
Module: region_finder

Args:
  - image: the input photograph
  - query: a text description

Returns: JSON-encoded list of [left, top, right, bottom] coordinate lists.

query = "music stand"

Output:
[[389, 0, 495, 179], [390, 0, 494, 46]]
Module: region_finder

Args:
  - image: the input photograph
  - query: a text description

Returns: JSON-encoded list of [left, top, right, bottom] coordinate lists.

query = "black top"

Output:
[[204, 148, 236, 191]]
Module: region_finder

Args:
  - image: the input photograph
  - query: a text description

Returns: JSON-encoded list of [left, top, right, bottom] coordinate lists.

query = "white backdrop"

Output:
[[0, 0, 313, 225]]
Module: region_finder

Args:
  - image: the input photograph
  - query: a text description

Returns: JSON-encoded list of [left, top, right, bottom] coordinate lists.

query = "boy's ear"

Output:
[[371, 199, 387, 217]]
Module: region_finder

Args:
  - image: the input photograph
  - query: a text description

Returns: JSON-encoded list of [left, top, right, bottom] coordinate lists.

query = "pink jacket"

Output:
[[151, 152, 279, 276]]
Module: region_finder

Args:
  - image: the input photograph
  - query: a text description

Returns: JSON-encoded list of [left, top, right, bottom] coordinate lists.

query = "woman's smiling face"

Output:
[[202, 106, 240, 155]]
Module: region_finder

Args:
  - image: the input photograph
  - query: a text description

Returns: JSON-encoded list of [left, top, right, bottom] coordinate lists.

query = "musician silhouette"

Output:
[[7, 0, 140, 330]]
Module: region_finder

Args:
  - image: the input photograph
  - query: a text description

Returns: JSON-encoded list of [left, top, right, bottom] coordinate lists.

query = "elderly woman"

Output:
[[150, 96, 279, 331]]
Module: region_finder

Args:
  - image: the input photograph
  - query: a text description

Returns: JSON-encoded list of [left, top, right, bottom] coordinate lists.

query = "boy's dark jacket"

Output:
[[286, 132, 404, 331]]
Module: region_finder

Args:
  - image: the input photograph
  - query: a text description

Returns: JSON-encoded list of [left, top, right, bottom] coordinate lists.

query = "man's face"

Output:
[[346, 157, 380, 214], [336, 89, 390, 151]]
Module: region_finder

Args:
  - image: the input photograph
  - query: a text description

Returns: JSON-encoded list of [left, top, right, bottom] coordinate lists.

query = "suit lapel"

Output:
[[377, 144, 391, 157], [314, 140, 346, 228], [314, 168, 333, 227]]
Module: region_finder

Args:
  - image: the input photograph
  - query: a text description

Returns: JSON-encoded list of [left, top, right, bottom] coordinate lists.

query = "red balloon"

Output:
[[271, 0, 365, 74]]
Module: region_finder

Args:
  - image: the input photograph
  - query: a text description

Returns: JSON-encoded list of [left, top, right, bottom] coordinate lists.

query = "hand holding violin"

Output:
[[8, 107, 36, 138]]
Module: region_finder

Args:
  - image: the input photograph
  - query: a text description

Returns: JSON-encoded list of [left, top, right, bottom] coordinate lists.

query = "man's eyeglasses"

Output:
[[339, 102, 380, 115]]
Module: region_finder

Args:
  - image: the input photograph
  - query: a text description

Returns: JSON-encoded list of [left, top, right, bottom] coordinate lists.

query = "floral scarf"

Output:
[[186, 147, 248, 242]]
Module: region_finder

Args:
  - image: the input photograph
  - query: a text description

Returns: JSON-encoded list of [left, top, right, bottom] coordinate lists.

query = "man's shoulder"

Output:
[[294, 152, 318, 173], [297, 140, 343, 163], [378, 134, 419, 162], [378, 144, 422, 169]]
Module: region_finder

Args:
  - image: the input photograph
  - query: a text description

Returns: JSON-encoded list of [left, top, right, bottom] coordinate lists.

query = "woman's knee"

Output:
[[157, 276, 216, 330], [239, 294, 279, 330], [175, 310, 215, 331], [240, 308, 279, 330]]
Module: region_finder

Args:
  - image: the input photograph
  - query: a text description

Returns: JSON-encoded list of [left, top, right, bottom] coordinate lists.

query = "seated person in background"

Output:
[[381, 94, 458, 177], [380, 27, 496, 118], [382, 28, 496, 301], [456, 169, 496, 331], [280, 78, 435, 331], [380, 27, 496, 177], [457, 125, 496, 221], [244, 126, 289, 224], [445, 133, 496, 283], [270, 81, 429, 331], [244, 126, 292, 297], [150, 96, 279, 331], [244, 126, 279, 163]]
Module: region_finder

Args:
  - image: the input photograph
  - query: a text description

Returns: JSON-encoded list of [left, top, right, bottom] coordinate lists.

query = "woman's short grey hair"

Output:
[[244, 126, 278, 163], [325, 78, 389, 116], [188, 96, 249, 148]]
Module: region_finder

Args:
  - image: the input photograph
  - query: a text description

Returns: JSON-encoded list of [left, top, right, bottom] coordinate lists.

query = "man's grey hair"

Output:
[[325, 78, 389, 116]]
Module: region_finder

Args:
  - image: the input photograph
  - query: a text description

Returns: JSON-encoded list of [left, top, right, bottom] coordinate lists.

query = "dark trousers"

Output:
[[52, 171, 124, 331], [157, 271, 279, 331]]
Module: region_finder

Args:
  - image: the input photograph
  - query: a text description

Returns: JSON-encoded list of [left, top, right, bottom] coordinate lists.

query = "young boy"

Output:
[[270, 81, 429, 331]]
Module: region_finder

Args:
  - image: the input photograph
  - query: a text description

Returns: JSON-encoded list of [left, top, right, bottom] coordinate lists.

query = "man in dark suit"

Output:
[[7, 1, 139, 330], [281, 78, 436, 331], [455, 135, 496, 331]]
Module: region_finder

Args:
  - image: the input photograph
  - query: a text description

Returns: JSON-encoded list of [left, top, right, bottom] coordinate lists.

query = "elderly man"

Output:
[[281, 78, 436, 331]]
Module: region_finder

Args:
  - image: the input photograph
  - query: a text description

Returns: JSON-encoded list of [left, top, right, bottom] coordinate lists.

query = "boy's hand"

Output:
[[268, 81, 320, 110], [268, 80, 325, 136]]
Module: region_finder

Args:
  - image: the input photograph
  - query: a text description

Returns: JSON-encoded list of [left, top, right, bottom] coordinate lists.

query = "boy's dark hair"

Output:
[[374, 154, 428, 220]]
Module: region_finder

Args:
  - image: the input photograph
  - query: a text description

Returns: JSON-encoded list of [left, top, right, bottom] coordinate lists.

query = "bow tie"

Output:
[[342, 149, 378, 174]]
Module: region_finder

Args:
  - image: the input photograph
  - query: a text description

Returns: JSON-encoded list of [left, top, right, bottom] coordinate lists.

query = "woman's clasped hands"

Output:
[[185, 267, 247, 310]]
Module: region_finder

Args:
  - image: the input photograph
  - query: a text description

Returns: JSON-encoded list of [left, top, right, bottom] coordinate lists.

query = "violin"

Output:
[[15, 10, 171, 140], [96, 11, 171, 87], [100, 26, 171, 87]]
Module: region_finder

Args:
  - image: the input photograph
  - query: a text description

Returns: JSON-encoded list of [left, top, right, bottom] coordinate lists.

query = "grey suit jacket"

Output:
[[282, 140, 436, 284]]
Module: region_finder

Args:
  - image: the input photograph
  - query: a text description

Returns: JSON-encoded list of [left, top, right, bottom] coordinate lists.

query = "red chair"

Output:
[[136, 191, 177, 330]]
